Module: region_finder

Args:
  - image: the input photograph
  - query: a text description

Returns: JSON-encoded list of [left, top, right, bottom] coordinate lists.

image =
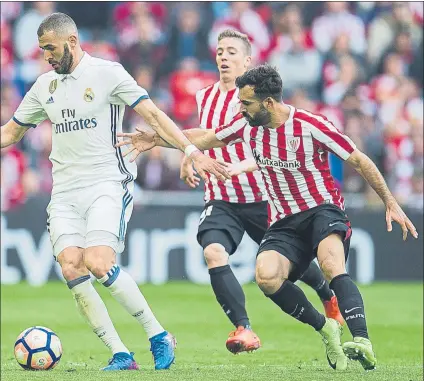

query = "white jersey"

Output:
[[13, 52, 148, 195]]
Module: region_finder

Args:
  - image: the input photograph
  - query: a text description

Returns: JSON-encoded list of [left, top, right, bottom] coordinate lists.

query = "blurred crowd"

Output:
[[1, 1, 423, 211]]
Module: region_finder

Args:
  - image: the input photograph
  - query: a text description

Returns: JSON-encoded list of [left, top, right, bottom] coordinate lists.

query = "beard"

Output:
[[51, 44, 74, 74], [242, 105, 271, 127]]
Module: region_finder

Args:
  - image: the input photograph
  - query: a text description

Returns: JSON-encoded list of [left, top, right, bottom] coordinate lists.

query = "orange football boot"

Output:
[[323, 295, 345, 326], [225, 326, 261, 354]]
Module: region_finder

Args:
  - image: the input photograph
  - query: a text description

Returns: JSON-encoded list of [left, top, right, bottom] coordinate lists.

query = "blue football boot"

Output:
[[149, 331, 176, 370], [101, 351, 139, 371]]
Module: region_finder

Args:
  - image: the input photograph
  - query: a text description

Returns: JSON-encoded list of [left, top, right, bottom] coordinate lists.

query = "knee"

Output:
[[255, 265, 285, 295], [318, 251, 345, 281], [204, 244, 229, 269], [255, 250, 290, 294], [317, 234, 346, 281], [58, 248, 88, 282], [84, 246, 116, 278]]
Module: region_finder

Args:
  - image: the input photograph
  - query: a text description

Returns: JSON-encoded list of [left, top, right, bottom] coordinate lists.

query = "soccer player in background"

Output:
[[177, 30, 344, 354], [117, 64, 418, 371], [0, 13, 229, 371]]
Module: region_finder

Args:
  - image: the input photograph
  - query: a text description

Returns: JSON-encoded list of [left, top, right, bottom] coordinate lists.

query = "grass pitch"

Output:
[[1, 282, 422, 381]]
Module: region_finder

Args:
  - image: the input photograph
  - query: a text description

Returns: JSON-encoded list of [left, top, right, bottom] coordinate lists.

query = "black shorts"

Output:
[[197, 200, 268, 254], [258, 204, 352, 282]]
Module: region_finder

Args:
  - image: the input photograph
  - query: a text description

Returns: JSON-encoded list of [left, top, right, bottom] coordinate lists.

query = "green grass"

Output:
[[1, 282, 423, 381]]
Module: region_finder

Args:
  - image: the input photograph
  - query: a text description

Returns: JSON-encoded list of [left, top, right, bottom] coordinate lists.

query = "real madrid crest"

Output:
[[84, 88, 94, 102], [49, 79, 57, 94]]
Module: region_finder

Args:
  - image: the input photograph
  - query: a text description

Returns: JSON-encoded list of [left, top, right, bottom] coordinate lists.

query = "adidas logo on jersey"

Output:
[[46, 96, 54, 104]]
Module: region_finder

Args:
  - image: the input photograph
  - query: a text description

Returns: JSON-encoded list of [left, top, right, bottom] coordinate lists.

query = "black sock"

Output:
[[300, 261, 334, 302], [209, 265, 250, 328], [267, 280, 326, 331], [330, 274, 369, 339]]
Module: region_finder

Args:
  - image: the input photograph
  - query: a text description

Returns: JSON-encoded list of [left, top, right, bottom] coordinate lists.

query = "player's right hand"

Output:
[[190, 151, 230, 184], [180, 156, 200, 189], [217, 161, 244, 177], [115, 127, 157, 162]]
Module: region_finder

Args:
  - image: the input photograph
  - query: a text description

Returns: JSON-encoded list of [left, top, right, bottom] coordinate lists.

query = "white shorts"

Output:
[[47, 181, 134, 260]]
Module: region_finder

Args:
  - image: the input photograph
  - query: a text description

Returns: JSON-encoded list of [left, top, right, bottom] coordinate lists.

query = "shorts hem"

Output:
[[197, 229, 236, 255]]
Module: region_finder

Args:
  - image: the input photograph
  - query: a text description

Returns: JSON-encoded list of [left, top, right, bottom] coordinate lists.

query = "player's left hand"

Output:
[[180, 156, 200, 189], [385, 199, 418, 241], [190, 151, 231, 184], [115, 127, 157, 162]]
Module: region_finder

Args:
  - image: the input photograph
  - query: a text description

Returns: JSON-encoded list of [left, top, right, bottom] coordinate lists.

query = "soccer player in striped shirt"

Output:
[[122, 30, 344, 354], [117, 64, 418, 371], [1, 13, 229, 371], [179, 30, 344, 353]]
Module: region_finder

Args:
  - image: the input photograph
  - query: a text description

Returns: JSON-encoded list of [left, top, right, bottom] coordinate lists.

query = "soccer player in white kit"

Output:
[[0, 13, 229, 371]]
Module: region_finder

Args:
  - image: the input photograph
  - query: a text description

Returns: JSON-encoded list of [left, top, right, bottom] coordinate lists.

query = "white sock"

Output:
[[67, 275, 129, 355], [99, 265, 165, 338]]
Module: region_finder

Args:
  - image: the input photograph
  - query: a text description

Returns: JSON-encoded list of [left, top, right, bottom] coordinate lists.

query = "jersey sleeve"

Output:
[[13, 79, 48, 128], [301, 110, 356, 160], [215, 113, 247, 145], [109, 64, 149, 108]]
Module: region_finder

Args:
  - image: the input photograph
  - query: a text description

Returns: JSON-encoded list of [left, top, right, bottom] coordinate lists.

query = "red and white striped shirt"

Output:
[[196, 82, 267, 203], [215, 105, 356, 226]]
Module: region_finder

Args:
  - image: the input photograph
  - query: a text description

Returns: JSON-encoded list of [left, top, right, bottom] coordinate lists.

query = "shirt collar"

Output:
[[286, 104, 295, 121], [59, 51, 90, 80]]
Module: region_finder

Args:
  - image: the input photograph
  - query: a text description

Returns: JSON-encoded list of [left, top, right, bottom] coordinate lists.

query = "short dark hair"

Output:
[[218, 29, 252, 55], [37, 12, 78, 38], [235, 64, 283, 102]]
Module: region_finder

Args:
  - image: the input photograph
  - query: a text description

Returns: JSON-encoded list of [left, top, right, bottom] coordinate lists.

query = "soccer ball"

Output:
[[14, 326, 62, 370]]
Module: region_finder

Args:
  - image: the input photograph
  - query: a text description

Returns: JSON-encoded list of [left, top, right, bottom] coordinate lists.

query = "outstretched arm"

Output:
[[1, 119, 31, 148], [303, 109, 418, 241], [129, 100, 229, 182], [117, 110, 246, 160], [116, 127, 226, 161], [346, 149, 418, 240], [132, 99, 196, 152], [153, 128, 226, 151], [116, 123, 228, 183]]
